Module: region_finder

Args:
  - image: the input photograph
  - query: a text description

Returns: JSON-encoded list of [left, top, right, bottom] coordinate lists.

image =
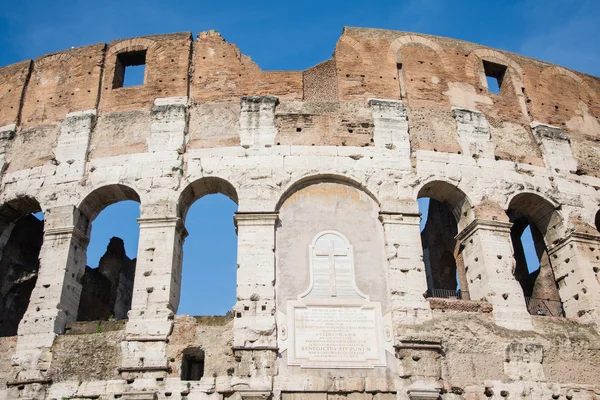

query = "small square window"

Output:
[[113, 50, 147, 88], [181, 348, 205, 381], [483, 60, 507, 95]]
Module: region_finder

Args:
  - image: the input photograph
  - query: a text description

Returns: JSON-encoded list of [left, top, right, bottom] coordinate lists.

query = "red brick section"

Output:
[[100, 33, 192, 113], [0, 60, 31, 127], [20, 44, 105, 128], [0, 27, 597, 171], [192, 30, 302, 102]]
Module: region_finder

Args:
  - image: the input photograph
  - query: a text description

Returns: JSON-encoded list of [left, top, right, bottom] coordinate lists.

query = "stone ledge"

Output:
[[427, 298, 493, 313]]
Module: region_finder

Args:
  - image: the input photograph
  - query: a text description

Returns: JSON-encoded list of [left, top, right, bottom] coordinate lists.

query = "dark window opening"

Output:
[[510, 218, 563, 316], [483, 60, 506, 95], [77, 201, 140, 322], [0, 214, 44, 337], [113, 50, 147, 88], [595, 210, 600, 233], [181, 348, 205, 381], [419, 198, 469, 300]]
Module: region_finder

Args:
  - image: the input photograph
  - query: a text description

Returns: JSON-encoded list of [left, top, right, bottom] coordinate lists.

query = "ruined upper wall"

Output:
[[0, 27, 598, 172]]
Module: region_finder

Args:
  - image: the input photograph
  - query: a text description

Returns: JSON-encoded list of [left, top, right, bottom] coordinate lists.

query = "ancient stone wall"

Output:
[[0, 26, 599, 399]]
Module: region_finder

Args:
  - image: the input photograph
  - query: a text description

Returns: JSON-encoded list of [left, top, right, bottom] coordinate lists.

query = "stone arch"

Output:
[[336, 35, 365, 57], [416, 179, 474, 229], [389, 34, 450, 68], [78, 184, 142, 223], [537, 65, 596, 103], [176, 176, 239, 315], [75, 184, 142, 321], [276, 174, 380, 212], [417, 180, 472, 299], [178, 177, 239, 222], [465, 48, 524, 93], [506, 192, 564, 315], [595, 209, 600, 233], [506, 192, 564, 247], [34, 52, 75, 67], [0, 196, 43, 336], [275, 176, 388, 310], [107, 37, 165, 60], [0, 196, 42, 236]]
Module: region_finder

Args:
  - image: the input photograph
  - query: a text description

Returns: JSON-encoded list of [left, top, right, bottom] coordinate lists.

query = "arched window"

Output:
[[0, 197, 43, 336], [507, 194, 563, 316], [77, 185, 141, 322], [417, 181, 471, 300], [178, 178, 238, 316]]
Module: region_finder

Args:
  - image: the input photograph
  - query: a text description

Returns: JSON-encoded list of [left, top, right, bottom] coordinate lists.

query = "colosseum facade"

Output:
[[0, 26, 599, 399]]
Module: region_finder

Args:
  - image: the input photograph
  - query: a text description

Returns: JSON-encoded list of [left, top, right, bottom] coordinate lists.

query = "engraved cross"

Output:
[[315, 240, 348, 297]]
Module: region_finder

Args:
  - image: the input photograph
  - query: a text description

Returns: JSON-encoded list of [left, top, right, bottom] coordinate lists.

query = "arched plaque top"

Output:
[[299, 230, 368, 300]]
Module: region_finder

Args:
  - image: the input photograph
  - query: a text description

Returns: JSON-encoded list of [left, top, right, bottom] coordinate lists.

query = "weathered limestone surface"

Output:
[[0, 26, 598, 399]]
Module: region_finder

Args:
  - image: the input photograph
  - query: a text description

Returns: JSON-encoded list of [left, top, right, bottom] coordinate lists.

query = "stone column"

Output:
[[12, 205, 89, 381], [232, 212, 278, 349], [121, 215, 187, 376], [455, 219, 533, 330], [547, 232, 600, 324], [379, 212, 432, 326]]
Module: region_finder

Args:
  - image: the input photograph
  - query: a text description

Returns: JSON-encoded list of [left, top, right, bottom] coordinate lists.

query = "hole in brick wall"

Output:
[[113, 50, 147, 88], [296, 127, 302, 132], [483, 60, 506, 95]]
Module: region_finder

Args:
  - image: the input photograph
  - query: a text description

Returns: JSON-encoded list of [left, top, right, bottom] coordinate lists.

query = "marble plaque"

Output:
[[286, 301, 387, 368], [278, 231, 393, 368]]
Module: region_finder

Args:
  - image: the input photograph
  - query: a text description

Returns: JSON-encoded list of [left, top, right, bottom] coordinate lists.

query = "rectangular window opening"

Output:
[[483, 60, 506, 95], [113, 50, 147, 88]]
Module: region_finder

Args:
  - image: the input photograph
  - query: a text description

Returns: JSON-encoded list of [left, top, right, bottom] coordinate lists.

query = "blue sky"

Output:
[[2, 0, 595, 315]]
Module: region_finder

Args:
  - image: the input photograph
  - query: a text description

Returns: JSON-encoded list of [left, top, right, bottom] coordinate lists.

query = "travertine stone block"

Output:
[[452, 107, 494, 159], [532, 122, 578, 173], [240, 96, 279, 148], [368, 99, 409, 152], [53, 110, 95, 184], [548, 232, 600, 323]]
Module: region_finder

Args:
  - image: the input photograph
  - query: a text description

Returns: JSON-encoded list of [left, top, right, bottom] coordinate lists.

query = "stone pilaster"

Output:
[[121, 215, 187, 376], [547, 232, 600, 324], [531, 122, 578, 173], [379, 212, 432, 326], [233, 212, 278, 349], [12, 205, 89, 381], [147, 96, 188, 153], [455, 219, 533, 330], [452, 107, 494, 159], [53, 109, 95, 184], [239, 96, 279, 148], [0, 123, 15, 177], [368, 99, 409, 153]]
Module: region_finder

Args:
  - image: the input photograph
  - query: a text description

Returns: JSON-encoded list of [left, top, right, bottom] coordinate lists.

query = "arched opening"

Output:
[[595, 210, 600, 233], [417, 181, 471, 300], [0, 197, 43, 337], [77, 185, 141, 322], [507, 193, 563, 316], [178, 178, 238, 316], [276, 178, 388, 309]]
